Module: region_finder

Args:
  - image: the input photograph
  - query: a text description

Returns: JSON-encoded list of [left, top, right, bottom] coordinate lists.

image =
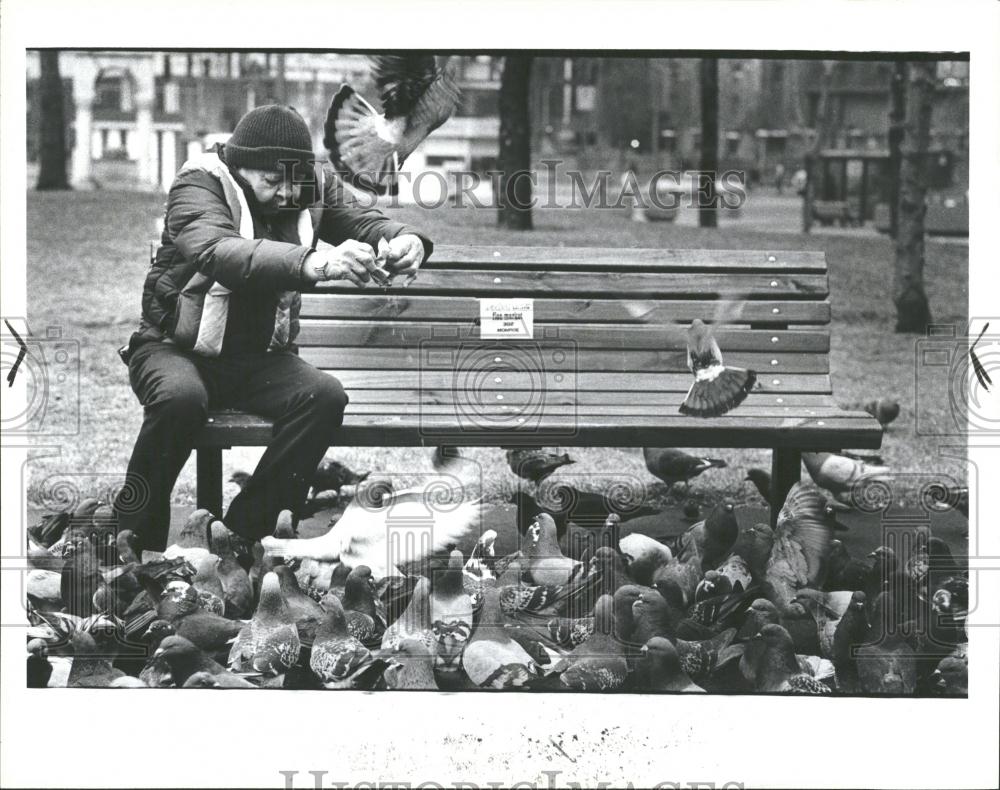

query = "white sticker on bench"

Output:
[[480, 298, 534, 339]]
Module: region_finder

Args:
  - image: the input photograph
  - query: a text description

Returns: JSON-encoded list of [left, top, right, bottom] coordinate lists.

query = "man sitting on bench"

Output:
[[113, 104, 432, 553]]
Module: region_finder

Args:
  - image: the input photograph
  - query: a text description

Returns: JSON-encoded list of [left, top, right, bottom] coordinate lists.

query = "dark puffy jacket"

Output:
[[130, 147, 432, 357]]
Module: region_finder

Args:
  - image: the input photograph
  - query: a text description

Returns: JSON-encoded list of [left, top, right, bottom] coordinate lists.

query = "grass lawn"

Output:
[[25, 189, 968, 513]]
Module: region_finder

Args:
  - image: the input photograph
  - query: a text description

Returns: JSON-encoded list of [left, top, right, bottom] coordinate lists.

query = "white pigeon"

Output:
[[261, 481, 481, 579], [619, 533, 674, 586]]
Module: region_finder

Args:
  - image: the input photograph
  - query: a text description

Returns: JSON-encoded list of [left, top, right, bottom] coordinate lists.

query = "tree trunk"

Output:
[[894, 62, 934, 333], [274, 52, 287, 105], [497, 55, 534, 230], [698, 58, 719, 228], [36, 50, 71, 191], [887, 60, 907, 239], [802, 61, 835, 233]]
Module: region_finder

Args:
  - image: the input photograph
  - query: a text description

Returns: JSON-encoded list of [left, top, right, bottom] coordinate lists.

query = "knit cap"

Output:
[[222, 104, 315, 174]]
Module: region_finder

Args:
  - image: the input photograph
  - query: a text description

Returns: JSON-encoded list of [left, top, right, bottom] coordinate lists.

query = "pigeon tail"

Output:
[[679, 366, 757, 418]]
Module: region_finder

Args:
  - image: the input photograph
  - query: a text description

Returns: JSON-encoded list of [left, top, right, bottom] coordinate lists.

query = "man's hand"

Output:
[[384, 233, 425, 282], [303, 240, 379, 288]]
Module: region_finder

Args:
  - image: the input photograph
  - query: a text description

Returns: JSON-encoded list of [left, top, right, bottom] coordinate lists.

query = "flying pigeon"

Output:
[[765, 484, 848, 615], [261, 479, 481, 578], [679, 319, 757, 417], [325, 55, 461, 195]]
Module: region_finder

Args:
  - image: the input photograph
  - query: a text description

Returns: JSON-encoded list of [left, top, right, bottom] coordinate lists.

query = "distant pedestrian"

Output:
[[774, 163, 786, 194]]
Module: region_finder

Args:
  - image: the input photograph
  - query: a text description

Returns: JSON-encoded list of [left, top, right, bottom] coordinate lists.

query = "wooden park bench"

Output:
[[193, 244, 883, 525]]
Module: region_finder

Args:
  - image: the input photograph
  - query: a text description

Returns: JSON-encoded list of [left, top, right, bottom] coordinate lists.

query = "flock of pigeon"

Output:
[[23, 432, 968, 696]]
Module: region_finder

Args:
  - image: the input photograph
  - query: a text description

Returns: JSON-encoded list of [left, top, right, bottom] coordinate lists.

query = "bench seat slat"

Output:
[[300, 295, 831, 325], [338, 404, 859, 417], [196, 413, 881, 450], [303, 369, 833, 393], [425, 245, 828, 272], [296, 323, 831, 352], [305, 390, 842, 407], [316, 271, 829, 298], [299, 348, 829, 374]]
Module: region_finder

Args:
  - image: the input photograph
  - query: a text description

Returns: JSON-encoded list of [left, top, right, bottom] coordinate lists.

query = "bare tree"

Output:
[[887, 60, 907, 239], [36, 50, 71, 191], [893, 61, 935, 332], [698, 58, 719, 228], [802, 61, 835, 233], [497, 55, 534, 231]]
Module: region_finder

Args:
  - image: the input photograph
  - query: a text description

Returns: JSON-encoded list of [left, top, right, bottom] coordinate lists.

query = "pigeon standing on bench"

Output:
[[643, 448, 727, 493], [679, 319, 757, 417], [325, 55, 461, 195]]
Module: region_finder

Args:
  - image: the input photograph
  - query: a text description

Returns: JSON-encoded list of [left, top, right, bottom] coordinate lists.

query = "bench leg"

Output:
[[196, 447, 223, 548], [770, 448, 801, 526]]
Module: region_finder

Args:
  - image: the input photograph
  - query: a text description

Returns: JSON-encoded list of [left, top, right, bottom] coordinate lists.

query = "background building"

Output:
[[26, 52, 968, 193]]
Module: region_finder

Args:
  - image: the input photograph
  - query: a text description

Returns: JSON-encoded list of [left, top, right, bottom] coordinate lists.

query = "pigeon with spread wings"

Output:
[[325, 55, 461, 195], [679, 319, 757, 417]]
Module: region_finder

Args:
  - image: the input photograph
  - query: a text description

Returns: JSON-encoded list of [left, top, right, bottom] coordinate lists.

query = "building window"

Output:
[[937, 61, 969, 87], [94, 73, 125, 112], [726, 132, 741, 157]]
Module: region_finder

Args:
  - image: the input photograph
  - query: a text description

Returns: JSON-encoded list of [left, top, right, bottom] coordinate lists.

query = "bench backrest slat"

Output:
[[296, 323, 830, 352], [420, 245, 828, 272], [300, 295, 830, 326], [316, 270, 829, 299]]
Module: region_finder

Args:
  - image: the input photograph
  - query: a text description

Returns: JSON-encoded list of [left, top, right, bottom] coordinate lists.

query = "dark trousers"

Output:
[[114, 339, 348, 551]]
